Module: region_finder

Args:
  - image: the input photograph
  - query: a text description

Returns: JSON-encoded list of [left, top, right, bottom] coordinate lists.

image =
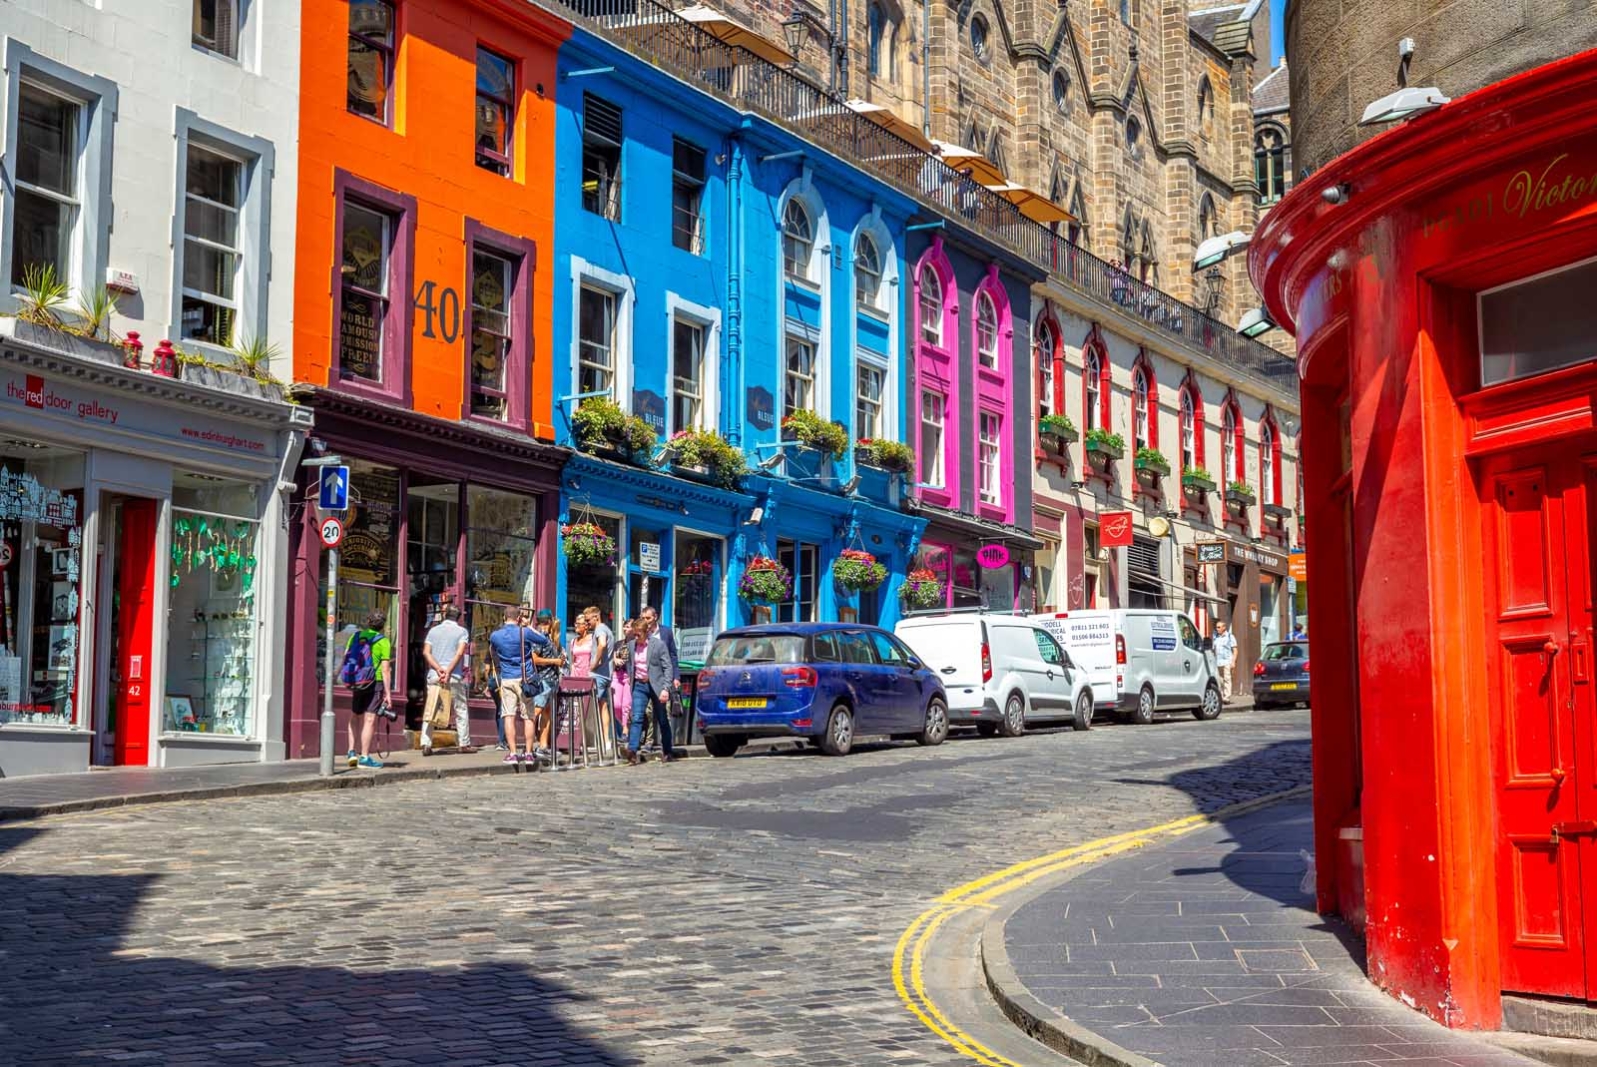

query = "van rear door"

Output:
[[895, 619, 985, 710], [1032, 611, 1118, 710]]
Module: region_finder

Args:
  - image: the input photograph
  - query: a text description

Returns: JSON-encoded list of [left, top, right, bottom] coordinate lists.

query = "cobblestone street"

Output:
[[0, 712, 1310, 1066]]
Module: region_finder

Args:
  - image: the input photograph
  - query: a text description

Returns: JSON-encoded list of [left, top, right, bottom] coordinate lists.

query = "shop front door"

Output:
[[1480, 446, 1597, 999], [111, 498, 159, 766]]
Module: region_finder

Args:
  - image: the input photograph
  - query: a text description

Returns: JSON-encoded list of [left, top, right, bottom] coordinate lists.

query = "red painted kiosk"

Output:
[[1251, 47, 1597, 1028]]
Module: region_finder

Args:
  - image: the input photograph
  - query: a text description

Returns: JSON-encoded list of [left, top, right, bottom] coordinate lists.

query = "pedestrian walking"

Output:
[[420, 604, 476, 756], [627, 613, 679, 764], [485, 605, 550, 764], [1213, 621, 1239, 703], [639, 605, 678, 754], [340, 609, 394, 769]]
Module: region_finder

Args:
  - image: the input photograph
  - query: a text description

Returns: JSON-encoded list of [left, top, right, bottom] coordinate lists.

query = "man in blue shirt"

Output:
[[486, 605, 550, 763]]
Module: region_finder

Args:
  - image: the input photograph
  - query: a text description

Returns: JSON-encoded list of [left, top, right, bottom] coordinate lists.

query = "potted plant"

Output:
[[1225, 480, 1257, 517], [739, 555, 794, 604], [561, 521, 617, 567], [781, 409, 849, 485], [7, 267, 139, 368], [1263, 500, 1294, 521], [856, 438, 914, 474], [1181, 466, 1217, 494], [571, 398, 657, 463], [833, 549, 887, 593], [899, 567, 945, 610], [1039, 413, 1078, 450], [1133, 446, 1169, 476], [1083, 428, 1124, 474], [668, 429, 748, 489]]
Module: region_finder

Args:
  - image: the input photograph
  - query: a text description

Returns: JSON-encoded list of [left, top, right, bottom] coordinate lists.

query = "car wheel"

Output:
[[1134, 685, 1156, 725], [918, 698, 949, 746], [1072, 690, 1093, 732], [1193, 684, 1222, 721], [976, 722, 1000, 738], [704, 734, 744, 758], [819, 704, 854, 756], [1000, 693, 1026, 737]]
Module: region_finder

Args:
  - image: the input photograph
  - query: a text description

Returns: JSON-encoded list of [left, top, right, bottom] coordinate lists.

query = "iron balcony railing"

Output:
[[554, 0, 1298, 397]]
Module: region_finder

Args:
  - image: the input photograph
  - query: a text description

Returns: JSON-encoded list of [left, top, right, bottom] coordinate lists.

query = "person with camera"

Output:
[[340, 609, 395, 769], [486, 605, 551, 764]]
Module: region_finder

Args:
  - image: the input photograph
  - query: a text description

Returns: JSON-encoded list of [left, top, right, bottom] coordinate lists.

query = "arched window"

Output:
[[782, 198, 813, 281], [1120, 208, 1137, 267], [1197, 194, 1217, 241], [868, 3, 885, 76], [855, 232, 882, 309], [1179, 389, 1196, 472], [1068, 187, 1087, 248], [1260, 415, 1281, 505], [1139, 222, 1157, 285], [1118, 0, 1131, 25], [1220, 396, 1243, 483], [1126, 117, 1141, 154], [918, 263, 943, 346], [971, 13, 990, 62], [1255, 127, 1287, 204], [1052, 70, 1069, 113], [1084, 345, 1102, 432], [1132, 367, 1150, 451], [975, 292, 999, 368], [1034, 318, 1057, 418], [1196, 76, 1214, 133]]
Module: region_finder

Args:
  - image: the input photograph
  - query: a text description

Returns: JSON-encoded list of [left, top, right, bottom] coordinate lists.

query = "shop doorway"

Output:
[[93, 494, 160, 766], [1479, 445, 1597, 1000], [628, 527, 667, 621]]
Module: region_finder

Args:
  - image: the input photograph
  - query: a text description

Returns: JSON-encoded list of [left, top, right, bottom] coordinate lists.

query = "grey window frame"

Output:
[[169, 110, 275, 352], [0, 42, 117, 309]]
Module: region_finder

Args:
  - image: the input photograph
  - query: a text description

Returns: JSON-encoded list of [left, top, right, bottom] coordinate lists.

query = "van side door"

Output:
[[1176, 615, 1209, 702], [1030, 628, 1075, 712]]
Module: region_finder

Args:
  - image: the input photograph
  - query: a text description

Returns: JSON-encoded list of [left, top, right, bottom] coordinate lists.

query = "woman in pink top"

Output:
[[567, 613, 596, 678]]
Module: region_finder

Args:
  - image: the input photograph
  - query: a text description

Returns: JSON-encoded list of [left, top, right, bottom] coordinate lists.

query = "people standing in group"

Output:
[[1212, 621, 1239, 703], [486, 605, 551, 764], [340, 610, 394, 769], [419, 604, 476, 756]]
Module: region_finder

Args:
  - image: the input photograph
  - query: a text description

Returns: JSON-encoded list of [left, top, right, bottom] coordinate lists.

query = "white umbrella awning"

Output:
[[843, 98, 934, 152], [675, 5, 795, 65], [929, 139, 1008, 186], [982, 182, 1076, 224]]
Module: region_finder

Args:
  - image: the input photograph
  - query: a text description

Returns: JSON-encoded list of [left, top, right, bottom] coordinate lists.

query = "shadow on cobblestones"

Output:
[[0, 827, 639, 1067]]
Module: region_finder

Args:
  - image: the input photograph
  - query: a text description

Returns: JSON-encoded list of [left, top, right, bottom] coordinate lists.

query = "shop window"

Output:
[[332, 460, 401, 648], [577, 284, 617, 398], [980, 558, 1014, 610], [976, 292, 999, 369], [627, 527, 667, 618], [979, 411, 1002, 505], [347, 0, 395, 124], [671, 138, 706, 254], [467, 246, 514, 421], [10, 83, 81, 289], [464, 485, 538, 674], [1479, 255, 1597, 387], [336, 197, 398, 387], [673, 532, 722, 665], [581, 93, 622, 220], [952, 548, 979, 606], [406, 480, 460, 700], [672, 317, 706, 433], [783, 336, 816, 419], [474, 47, 514, 177], [918, 263, 943, 346], [919, 390, 945, 487], [856, 359, 885, 441], [782, 199, 814, 283], [565, 511, 621, 634], [165, 474, 260, 736], [855, 232, 882, 310], [179, 144, 243, 346], [193, 0, 238, 58], [776, 540, 819, 622], [0, 443, 85, 726]]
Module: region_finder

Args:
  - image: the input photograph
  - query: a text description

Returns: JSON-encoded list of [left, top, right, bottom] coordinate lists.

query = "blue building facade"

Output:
[[550, 28, 924, 668]]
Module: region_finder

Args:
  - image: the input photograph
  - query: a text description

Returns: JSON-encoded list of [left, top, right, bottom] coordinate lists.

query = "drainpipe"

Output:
[[836, 0, 849, 95], [726, 135, 745, 447], [827, 0, 839, 91], [921, 0, 931, 138]]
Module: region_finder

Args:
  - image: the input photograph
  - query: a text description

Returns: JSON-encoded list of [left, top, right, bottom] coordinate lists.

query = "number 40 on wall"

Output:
[[413, 281, 462, 344]]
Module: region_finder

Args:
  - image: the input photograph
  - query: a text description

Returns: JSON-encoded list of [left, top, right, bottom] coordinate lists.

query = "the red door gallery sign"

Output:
[[1099, 511, 1134, 548], [976, 544, 1010, 569]]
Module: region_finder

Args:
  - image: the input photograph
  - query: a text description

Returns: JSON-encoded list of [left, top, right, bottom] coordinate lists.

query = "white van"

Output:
[[895, 612, 1094, 736], [1030, 609, 1222, 724]]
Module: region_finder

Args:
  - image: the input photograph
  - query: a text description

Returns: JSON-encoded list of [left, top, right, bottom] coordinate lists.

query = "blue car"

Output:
[[694, 623, 949, 757]]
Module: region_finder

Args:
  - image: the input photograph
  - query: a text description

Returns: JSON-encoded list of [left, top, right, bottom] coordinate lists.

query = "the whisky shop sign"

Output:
[[1196, 540, 1287, 572]]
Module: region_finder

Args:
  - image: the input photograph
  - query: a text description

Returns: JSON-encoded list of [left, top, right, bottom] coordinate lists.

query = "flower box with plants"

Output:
[[571, 397, 657, 461], [899, 567, 945, 610], [1083, 428, 1125, 459], [667, 429, 747, 489], [1038, 413, 1079, 447], [832, 549, 887, 593], [739, 556, 794, 604], [780, 408, 849, 456], [1180, 467, 1217, 493], [174, 336, 288, 401], [1225, 480, 1257, 505], [10, 265, 136, 366], [561, 521, 617, 567], [1133, 447, 1169, 475], [856, 438, 914, 474], [1262, 501, 1293, 520]]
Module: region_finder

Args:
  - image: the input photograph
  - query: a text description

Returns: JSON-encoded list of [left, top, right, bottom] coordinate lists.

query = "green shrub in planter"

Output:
[[1226, 480, 1256, 500], [1039, 413, 1077, 439], [781, 409, 849, 456], [1133, 447, 1169, 473], [669, 429, 748, 488], [571, 398, 625, 450], [1084, 428, 1125, 455], [899, 567, 945, 609], [857, 438, 914, 473], [1181, 466, 1215, 486]]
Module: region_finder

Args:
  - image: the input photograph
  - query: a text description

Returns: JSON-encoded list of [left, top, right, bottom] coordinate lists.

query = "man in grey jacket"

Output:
[[626, 618, 678, 764]]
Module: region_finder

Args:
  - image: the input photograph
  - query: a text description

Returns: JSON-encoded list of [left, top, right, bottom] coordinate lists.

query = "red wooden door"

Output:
[[1481, 448, 1596, 997], [112, 499, 158, 767]]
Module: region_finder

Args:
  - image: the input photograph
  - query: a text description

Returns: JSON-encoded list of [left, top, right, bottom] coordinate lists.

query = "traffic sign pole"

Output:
[[321, 542, 339, 777]]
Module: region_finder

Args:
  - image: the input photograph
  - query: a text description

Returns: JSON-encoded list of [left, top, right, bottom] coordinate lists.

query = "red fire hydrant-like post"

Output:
[[122, 330, 143, 370], [150, 338, 177, 378]]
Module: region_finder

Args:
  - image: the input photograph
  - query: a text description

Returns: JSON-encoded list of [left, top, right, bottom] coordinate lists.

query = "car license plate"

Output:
[[727, 697, 767, 709], [1270, 682, 1297, 691]]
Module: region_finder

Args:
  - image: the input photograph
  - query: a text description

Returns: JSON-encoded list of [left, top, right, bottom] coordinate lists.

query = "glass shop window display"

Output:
[[464, 485, 537, 679], [0, 443, 85, 725], [165, 474, 261, 736], [322, 459, 401, 673], [406, 475, 459, 712]]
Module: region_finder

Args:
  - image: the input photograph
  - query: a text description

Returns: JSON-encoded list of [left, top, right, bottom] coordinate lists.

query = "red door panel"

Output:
[[113, 499, 158, 767]]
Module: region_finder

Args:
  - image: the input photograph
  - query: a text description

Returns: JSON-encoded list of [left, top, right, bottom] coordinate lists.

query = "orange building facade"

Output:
[[284, 0, 570, 757], [1252, 49, 1597, 1029]]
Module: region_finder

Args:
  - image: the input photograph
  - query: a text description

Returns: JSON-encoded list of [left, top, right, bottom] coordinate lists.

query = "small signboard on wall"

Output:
[[638, 542, 662, 574], [746, 387, 775, 432], [1196, 541, 1226, 565]]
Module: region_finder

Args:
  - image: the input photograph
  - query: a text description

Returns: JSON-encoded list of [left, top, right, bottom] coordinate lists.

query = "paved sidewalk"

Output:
[[984, 801, 1537, 1067], [0, 736, 803, 822]]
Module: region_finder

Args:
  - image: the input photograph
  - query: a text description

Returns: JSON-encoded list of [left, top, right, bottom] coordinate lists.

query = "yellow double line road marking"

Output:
[[891, 786, 1311, 1066]]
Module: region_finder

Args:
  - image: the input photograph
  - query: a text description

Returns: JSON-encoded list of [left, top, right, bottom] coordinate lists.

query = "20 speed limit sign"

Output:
[[318, 516, 345, 549]]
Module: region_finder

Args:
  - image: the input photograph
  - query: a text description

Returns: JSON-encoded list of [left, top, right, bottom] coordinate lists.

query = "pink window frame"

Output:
[[462, 218, 536, 432], [972, 264, 1013, 522], [912, 239, 959, 509], [1130, 348, 1158, 451], [1260, 407, 1283, 505], [331, 169, 417, 406]]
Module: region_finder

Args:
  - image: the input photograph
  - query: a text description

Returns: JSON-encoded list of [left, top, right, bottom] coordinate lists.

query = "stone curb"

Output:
[[977, 786, 1313, 1067], [0, 737, 810, 823]]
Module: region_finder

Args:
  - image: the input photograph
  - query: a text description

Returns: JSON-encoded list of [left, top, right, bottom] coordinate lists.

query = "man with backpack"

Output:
[[486, 605, 551, 764], [341, 609, 394, 769]]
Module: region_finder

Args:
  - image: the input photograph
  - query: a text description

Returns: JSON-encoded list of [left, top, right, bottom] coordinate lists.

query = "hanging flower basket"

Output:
[[561, 521, 616, 567], [739, 556, 794, 603], [833, 549, 887, 593], [899, 567, 945, 609]]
